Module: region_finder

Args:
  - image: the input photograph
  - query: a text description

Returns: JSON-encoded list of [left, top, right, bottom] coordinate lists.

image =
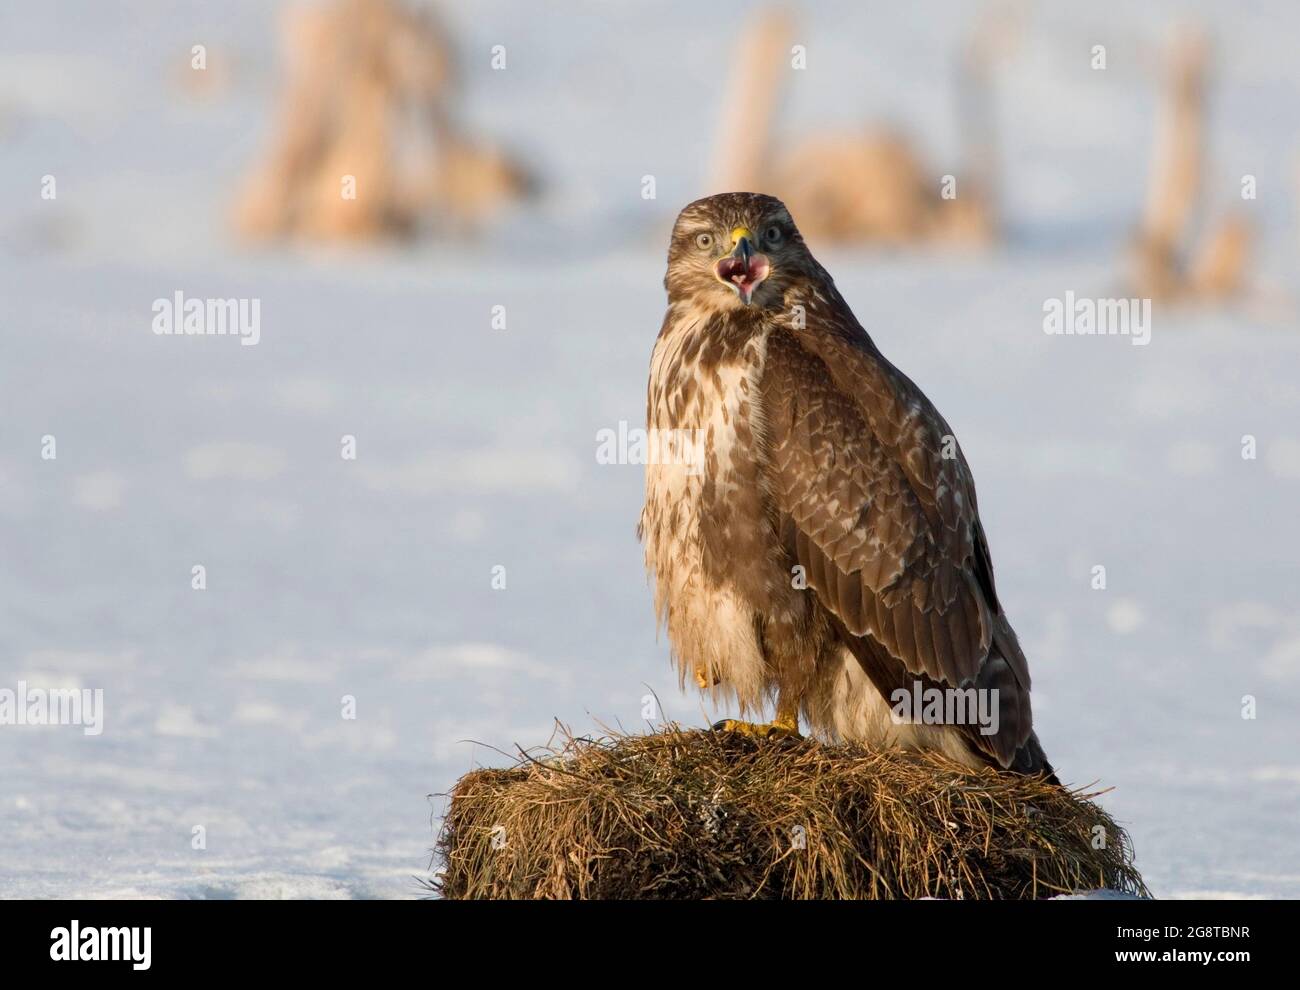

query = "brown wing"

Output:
[[760, 290, 1035, 767]]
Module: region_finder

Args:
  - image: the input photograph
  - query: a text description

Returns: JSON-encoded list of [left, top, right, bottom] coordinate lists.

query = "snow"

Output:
[[1, 1, 1298, 899]]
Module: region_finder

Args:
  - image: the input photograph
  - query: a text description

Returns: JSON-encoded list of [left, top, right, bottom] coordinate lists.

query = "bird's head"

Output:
[[664, 192, 815, 310]]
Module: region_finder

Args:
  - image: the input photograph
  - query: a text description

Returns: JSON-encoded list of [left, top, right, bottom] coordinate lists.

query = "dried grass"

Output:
[[433, 725, 1147, 900]]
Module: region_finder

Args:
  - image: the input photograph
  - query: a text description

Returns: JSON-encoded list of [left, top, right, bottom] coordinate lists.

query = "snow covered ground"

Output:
[[1, 1, 1298, 898]]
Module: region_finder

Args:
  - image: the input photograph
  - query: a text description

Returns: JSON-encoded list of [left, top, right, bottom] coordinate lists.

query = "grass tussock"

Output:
[[433, 724, 1147, 900]]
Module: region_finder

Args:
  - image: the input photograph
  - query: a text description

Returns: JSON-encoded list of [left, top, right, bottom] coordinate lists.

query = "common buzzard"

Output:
[[640, 192, 1055, 779]]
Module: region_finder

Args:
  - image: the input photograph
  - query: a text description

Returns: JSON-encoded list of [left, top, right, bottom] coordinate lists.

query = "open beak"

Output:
[[714, 227, 770, 304]]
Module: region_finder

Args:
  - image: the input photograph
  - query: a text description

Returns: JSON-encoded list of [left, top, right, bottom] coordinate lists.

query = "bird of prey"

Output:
[[639, 192, 1055, 779]]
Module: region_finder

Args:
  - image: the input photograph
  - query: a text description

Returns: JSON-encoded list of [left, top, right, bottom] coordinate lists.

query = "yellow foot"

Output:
[[694, 666, 721, 689], [712, 715, 801, 739]]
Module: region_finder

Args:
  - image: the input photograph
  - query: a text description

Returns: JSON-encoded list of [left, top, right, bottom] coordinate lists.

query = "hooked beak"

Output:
[[714, 227, 770, 304]]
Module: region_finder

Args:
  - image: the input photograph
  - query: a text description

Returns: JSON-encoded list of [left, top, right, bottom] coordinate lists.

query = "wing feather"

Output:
[[761, 297, 1032, 766]]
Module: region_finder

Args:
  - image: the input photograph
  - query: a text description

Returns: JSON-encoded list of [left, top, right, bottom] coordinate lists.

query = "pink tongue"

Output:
[[722, 259, 753, 283], [718, 255, 765, 291]]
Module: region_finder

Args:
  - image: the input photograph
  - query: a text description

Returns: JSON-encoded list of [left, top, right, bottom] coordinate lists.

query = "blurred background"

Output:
[[1, 0, 1298, 898]]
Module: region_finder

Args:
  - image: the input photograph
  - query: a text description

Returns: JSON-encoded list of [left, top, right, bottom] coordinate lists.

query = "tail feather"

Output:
[[1009, 730, 1059, 786]]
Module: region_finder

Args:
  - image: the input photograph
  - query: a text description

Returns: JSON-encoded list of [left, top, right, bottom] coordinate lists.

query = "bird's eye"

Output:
[[694, 232, 715, 251], [764, 224, 784, 246]]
